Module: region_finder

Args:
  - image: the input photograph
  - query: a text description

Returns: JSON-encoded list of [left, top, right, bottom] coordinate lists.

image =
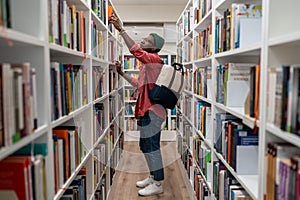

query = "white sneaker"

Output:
[[136, 175, 154, 188], [138, 181, 163, 196]]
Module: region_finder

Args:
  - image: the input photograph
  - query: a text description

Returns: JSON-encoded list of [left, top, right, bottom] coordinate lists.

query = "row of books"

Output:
[[267, 65, 300, 135], [182, 121, 193, 152], [94, 103, 106, 142], [109, 95, 118, 121], [194, 101, 212, 139], [195, 169, 211, 200], [92, 66, 105, 100], [0, 63, 38, 147], [50, 62, 88, 121], [0, 0, 11, 28], [91, 24, 105, 59], [215, 3, 262, 53], [125, 103, 135, 116], [193, 0, 212, 25], [185, 68, 193, 91], [94, 133, 123, 199], [0, 154, 46, 200], [123, 57, 142, 70], [214, 113, 259, 174], [194, 23, 212, 60], [94, 140, 108, 188], [182, 95, 192, 120], [265, 142, 300, 200], [194, 66, 212, 99], [178, 132, 212, 199], [182, 39, 193, 63], [108, 40, 115, 63], [48, 0, 87, 53], [91, 0, 106, 23], [0, 143, 47, 200], [52, 126, 87, 193], [61, 169, 87, 200], [194, 136, 212, 182], [125, 118, 139, 131], [124, 88, 137, 101], [216, 63, 260, 119], [108, 67, 117, 93], [214, 161, 253, 200], [177, 46, 184, 63]]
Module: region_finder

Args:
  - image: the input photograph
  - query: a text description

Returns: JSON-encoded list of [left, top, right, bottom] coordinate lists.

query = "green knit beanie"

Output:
[[150, 33, 165, 51]]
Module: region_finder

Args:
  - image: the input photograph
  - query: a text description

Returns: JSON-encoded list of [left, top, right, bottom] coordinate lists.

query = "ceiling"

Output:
[[110, 0, 187, 23], [111, 0, 187, 5]]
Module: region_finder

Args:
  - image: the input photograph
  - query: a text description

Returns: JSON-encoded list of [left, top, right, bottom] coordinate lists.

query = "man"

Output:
[[109, 15, 166, 196]]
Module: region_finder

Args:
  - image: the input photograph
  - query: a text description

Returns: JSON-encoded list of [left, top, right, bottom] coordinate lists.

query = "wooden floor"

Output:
[[107, 141, 194, 200]]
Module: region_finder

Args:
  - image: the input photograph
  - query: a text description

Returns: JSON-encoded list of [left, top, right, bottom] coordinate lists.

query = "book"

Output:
[[53, 129, 70, 180], [233, 128, 258, 174], [0, 156, 32, 200], [267, 68, 278, 124], [225, 63, 252, 107]]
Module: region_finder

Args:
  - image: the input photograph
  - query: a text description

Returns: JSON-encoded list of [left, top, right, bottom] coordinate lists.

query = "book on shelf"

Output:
[[214, 113, 239, 154], [233, 128, 258, 174], [0, 155, 48, 200], [52, 129, 70, 181], [223, 63, 253, 108], [266, 143, 300, 200], [268, 65, 300, 135]]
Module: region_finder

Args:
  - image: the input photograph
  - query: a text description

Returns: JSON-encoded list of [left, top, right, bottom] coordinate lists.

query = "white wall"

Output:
[[122, 24, 177, 54], [113, 3, 183, 55]]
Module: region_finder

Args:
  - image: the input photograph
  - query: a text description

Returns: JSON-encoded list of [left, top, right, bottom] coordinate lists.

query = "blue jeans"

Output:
[[138, 111, 164, 181]]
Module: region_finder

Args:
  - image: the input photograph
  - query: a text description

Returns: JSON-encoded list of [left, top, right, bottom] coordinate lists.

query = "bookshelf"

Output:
[[0, 0, 124, 199], [122, 53, 178, 142], [175, 0, 300, 199]]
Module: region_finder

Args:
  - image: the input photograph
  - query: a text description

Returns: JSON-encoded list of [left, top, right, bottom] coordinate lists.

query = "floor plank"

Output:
[[107, 141, 194, 200]]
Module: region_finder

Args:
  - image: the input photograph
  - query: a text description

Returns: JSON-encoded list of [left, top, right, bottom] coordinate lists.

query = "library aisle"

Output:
[[107, 140, 194, 200]]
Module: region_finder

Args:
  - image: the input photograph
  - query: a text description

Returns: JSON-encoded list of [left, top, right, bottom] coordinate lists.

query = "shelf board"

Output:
[[0, 29, 45, 47], [215, 152, 258, 200], [54, 150, 92, 200], [124, 69, 139, 72], [214, 44, 261, 58], [194, 57, 212, 65], [124, 100, 136, 103], [269, 31, 300, 47], [194, 9, 213, 32], [0, 125, 48, 161], [51, 104, 90, 128], [194, 93, 212, 104], [215, 103, 257, 129], [215, 0, 262, 11], [266, 123, 300, 148]]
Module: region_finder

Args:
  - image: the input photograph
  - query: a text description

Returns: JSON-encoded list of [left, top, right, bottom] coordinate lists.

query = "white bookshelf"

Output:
[[175, 0, 300, 199], [0, 0, 124, 199]]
